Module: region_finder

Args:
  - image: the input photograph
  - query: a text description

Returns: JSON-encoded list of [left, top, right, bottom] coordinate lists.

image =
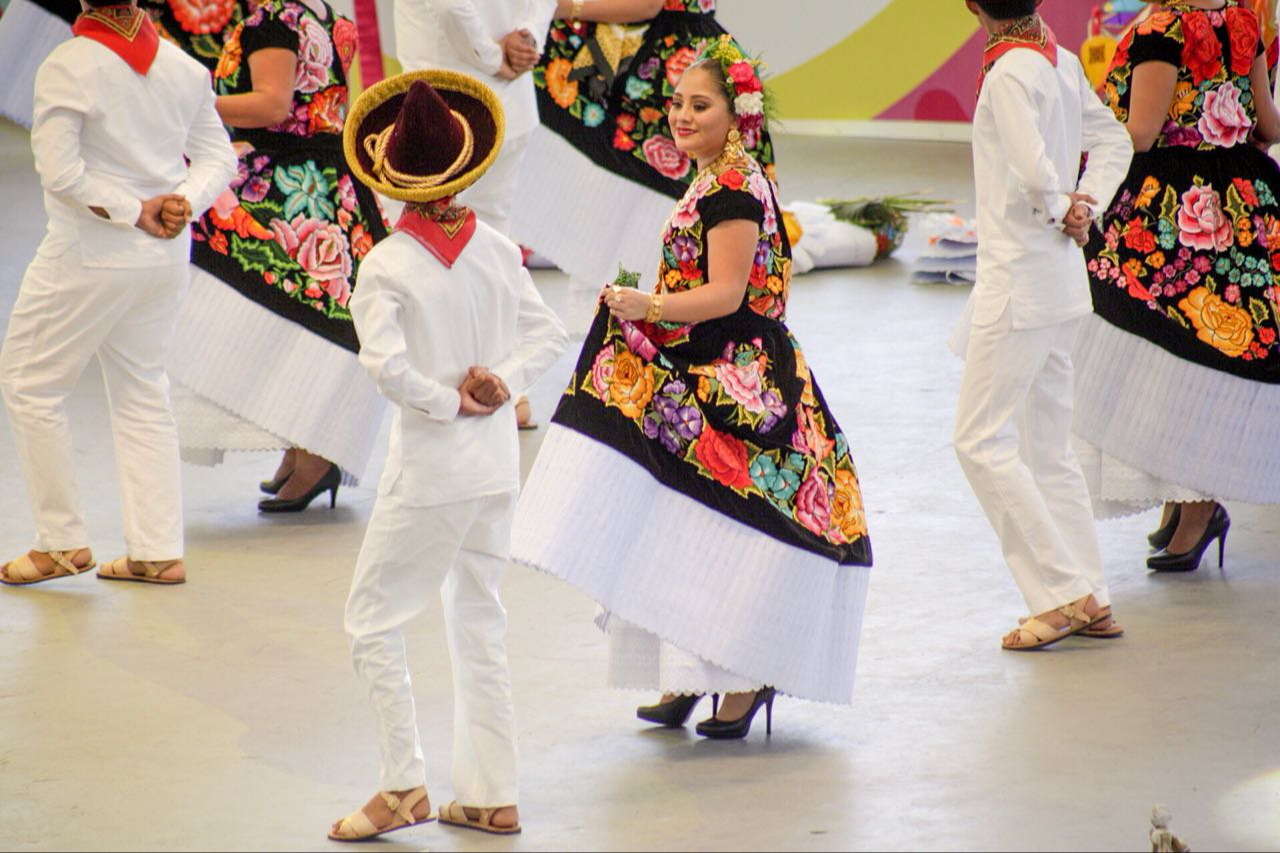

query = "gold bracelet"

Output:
[[571, 0, 584, 21], [645, 291, 664, 323]]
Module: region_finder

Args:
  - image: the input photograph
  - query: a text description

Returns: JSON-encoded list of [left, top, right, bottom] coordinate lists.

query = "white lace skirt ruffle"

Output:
[[1071, 313, 1280, 508], [511, 425, 871, 705]]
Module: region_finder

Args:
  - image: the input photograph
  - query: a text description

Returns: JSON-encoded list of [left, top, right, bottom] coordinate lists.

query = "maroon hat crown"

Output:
[[365, 80, 476, 191]]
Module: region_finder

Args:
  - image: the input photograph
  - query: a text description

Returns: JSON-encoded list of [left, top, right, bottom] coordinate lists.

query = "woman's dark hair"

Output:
[[974, 0, 1039, 19], [683, 58, 735, 112]]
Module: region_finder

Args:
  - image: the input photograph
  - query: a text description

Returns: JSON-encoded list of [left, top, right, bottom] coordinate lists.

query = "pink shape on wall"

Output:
[[876, 6, 1091, 123]]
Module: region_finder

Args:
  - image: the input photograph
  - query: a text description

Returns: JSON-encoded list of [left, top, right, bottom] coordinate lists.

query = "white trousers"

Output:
[[953, 309, 1110, 615], [0, 250, 187, 559], [345, 487, 518, 806], [459, 130, 530, 238]]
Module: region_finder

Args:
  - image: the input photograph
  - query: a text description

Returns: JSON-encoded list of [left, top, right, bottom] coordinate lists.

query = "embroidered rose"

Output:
[[590, 346, 615, 397], [1181, 11, 1223, 83], [1198, 81, 1252, 148], [714, 361, 766, 413], [295, 17, 334, 94], [665, 46, 698, 87], [608, 349, 655, 419], [1162, 120, 1204, 148], [1178, 184, 1233, 251], [793, 405, 835, 461], [1124, 219, 1157, 254], [296, 220, 351, 286], [171, 0, 235, 34], [332, 16, 358, 74], [642, 136, 691, 180], [718, 169, 745, 191], [693, 425, 753, 490], [1180, 285, 1255, 357], [669, 189, 701, 230], [1225, 6, 1260, 76], [794, 471, 832, 536], [337, 174, 358, 213], [546, 58, 578, 109], [830, 467, 867, 542]]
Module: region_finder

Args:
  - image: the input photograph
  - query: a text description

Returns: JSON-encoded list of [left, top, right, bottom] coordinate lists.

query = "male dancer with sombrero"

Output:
[[329, 70, 567, 841]]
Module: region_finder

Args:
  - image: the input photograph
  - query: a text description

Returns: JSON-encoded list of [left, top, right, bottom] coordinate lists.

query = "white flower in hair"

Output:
[[734, 91, 764, 118]]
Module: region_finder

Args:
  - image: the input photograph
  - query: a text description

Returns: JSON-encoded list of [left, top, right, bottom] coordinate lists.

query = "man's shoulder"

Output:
[[154, 39, 213, 79]]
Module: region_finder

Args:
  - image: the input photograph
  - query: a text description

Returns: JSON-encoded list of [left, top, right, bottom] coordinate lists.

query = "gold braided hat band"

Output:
[[363, 109, 475, 190]]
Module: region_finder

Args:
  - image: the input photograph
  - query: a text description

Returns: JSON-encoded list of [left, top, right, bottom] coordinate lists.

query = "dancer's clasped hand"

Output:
[[498, 29, 538, 79], [458, 366, 511, 416], [134, 193, 193, 240], [1062, 191, 1097, 247]]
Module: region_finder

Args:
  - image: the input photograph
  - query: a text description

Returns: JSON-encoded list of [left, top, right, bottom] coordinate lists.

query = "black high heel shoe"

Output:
[[259, 471, 292, 495], [1147, 504, 1229, 572], [636, 694, 715, 728], [258, 464, 340, 513], [694, 687, 775, 740], [1147, 504, 1182, 550]]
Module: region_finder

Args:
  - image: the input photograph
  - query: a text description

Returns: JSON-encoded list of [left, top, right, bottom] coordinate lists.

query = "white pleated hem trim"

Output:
[[166, 267, 385, 481], [1072, 435, 1214, 520], [509, 127, 672, 286], [1072, 314, 1280, 505], [602, 614, 764, 696], [511, 425, 870, 705], [0, 0, 69, 128]]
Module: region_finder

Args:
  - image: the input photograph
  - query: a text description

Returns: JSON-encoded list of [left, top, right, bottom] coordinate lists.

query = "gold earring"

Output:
[[726, 127, 745, 159]]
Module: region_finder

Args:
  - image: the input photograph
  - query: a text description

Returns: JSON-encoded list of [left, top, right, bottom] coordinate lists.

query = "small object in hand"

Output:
[[612, 264, 641, 289], [1149, 805, 1191, 853]]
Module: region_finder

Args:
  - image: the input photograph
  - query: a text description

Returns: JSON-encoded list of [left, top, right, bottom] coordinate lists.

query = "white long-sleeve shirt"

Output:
[[31, 37, 237, 269], [970, 46, 1133, 329], [394, 0, 557, 138], [350, 224, 568, 506]]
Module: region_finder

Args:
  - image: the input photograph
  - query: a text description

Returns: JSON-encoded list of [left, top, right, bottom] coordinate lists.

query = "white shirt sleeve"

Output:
[[491, 266, 569, 397], [1075, 61, 1135, 219], [984, 68, 1073, 228], [174, 81, 239, 219], [429, 0, 504, 75], [350, 259, 462, 422], [30, 58, 142, 228]]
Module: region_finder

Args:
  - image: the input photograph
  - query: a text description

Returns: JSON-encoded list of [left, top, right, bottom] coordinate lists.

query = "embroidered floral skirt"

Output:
[[1073, 144, 1280, 506], [511, 302, 872, 704]]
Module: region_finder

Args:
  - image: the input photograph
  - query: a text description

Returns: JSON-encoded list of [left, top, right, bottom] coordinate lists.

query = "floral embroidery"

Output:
[[557, 156, 868, 554]]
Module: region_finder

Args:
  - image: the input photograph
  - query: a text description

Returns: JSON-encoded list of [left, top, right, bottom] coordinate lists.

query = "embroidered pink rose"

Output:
[[1177, 184, 1233, 251], [331, 16, 358, 73], [642, 135, 691, 181], [1198, 81, 1252, 148], [322, 276, 351, 308], [794, 472, 832, 536], [297, 220, 351, 284], [295, 17, 333, 94], [590, 346, 616, 397], [714, 361, 766, 413], [337, 173, 358, 212], [669, 189, 701, 231]]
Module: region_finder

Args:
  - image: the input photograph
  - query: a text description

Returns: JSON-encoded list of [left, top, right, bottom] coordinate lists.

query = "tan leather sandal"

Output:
[[328, 788, 433, 842], [0, 548, 94, 586], [1079, 608, 1125, 639], [438, 800, 522, 835], [1002, 595, 1101, 651], [97, 557, 185, 585]]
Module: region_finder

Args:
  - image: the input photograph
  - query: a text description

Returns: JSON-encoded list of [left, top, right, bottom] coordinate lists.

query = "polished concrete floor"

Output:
[[0, 119, 1278, 851]]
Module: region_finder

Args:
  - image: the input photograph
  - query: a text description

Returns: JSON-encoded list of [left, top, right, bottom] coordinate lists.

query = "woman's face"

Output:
[[669, 66, 736, 162]]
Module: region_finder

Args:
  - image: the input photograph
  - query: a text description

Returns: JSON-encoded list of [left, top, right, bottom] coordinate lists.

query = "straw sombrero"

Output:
[[343, 69, 505, 203]]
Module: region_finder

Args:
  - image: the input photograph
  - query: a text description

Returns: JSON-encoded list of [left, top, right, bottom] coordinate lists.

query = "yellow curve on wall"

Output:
[[768, 0, 980, 121]]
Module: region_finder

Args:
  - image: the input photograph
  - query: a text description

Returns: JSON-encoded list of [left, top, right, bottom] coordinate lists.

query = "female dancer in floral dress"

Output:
[[166, 0, 390, 511], [510, 0, 775, 333], [512, 39, 871, 738], [1073, 0, 1280, 568]]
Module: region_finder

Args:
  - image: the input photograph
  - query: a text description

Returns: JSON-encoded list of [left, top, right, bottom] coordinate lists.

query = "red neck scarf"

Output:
[[396, 199, 476, 269], [976, 15, 1058, 98], [72, 5, 160, 76]]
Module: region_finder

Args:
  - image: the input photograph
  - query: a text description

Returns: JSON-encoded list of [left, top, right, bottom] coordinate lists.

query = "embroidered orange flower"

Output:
[[830, 468, 868, 542], [350, 223, 373, 259], [1236, 216, 1255, 247], [171, 0, 235, 35], [1168, 81, 1197, 120], [1136, 176, 1161, 210], [208, 230, 229, 255], [608, 349, 655, 419], [215, 23, 242, 80], [640, 107, 665, 124], [545, 58, 578, 109], [308, 86, 347, 135], [210, 204, 273, 240], [1137, 9, 1176, 35], [1180, 286, 1255, 357], [1147, 250, 1166, 269]]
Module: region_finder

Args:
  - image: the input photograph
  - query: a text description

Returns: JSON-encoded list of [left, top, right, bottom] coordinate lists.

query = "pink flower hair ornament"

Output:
[[696, 35, 776, 135]]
